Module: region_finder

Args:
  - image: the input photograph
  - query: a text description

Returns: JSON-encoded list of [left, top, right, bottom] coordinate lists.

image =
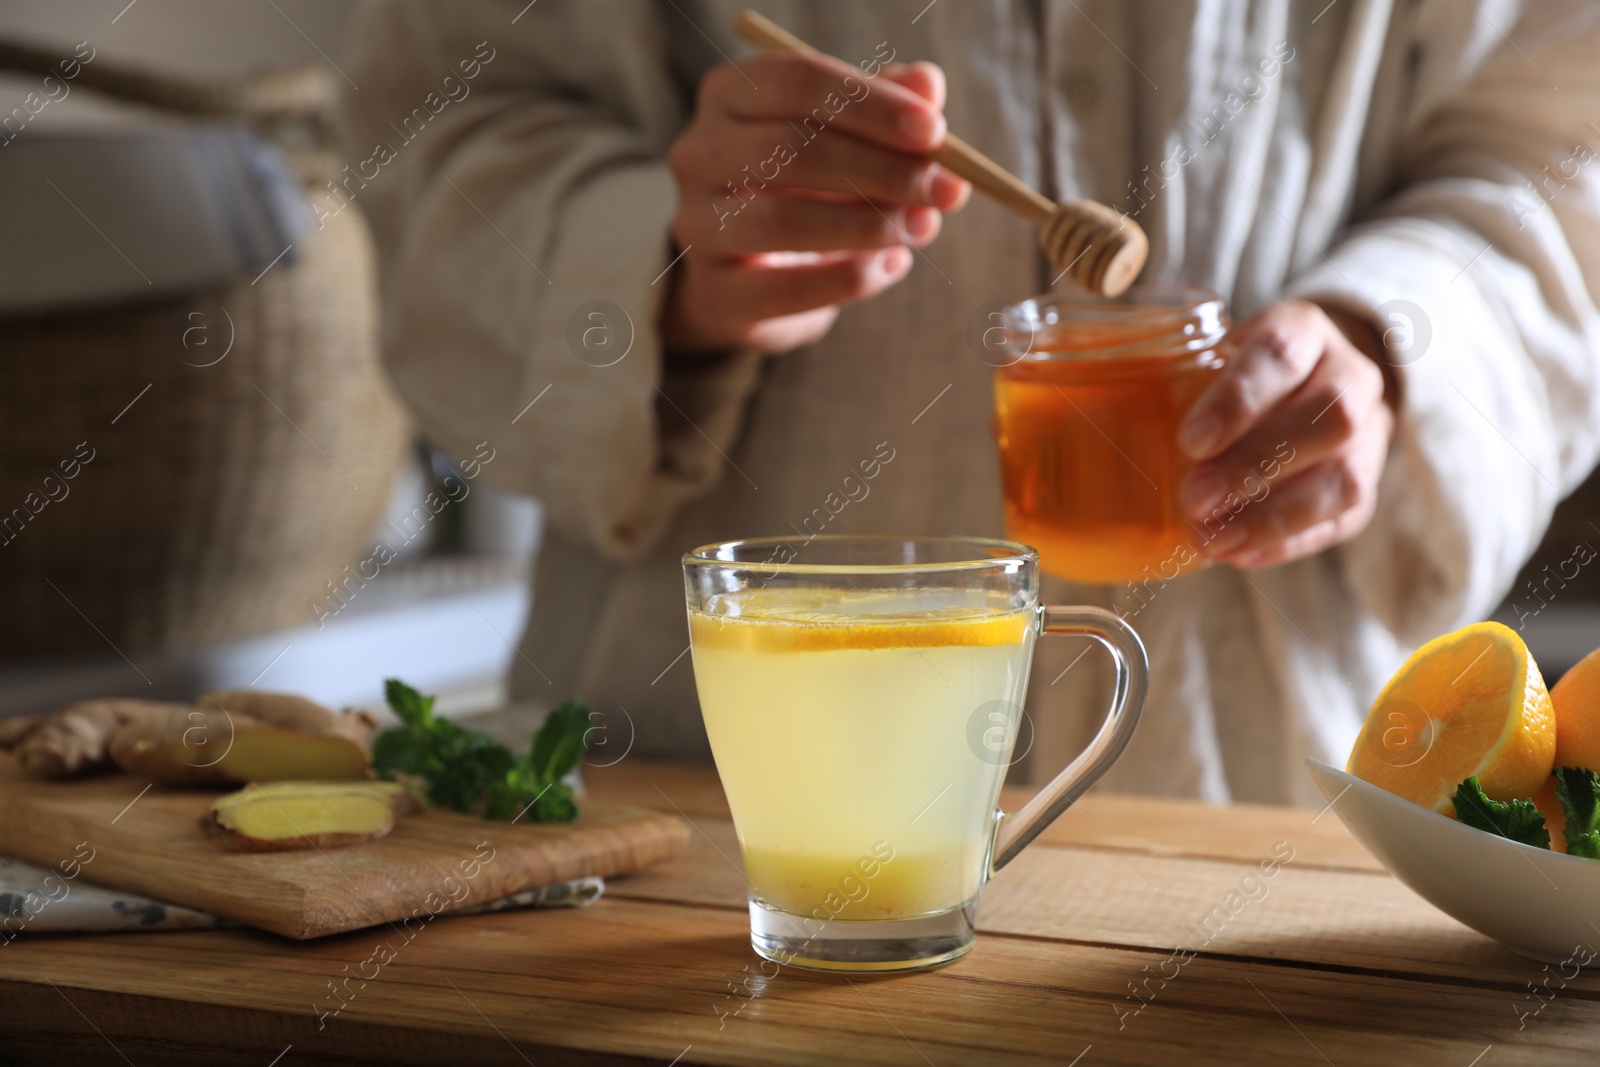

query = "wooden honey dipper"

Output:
[[733, 10, 1149, 297]]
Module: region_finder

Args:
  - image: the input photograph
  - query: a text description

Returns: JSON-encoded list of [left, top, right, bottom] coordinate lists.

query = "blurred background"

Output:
[[0, 0, 540, 720], [0, 0, 1594, 729]]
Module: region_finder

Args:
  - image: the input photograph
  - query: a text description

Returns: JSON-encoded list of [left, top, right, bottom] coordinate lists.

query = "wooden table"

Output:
[[2, 760, 1597, 1065]]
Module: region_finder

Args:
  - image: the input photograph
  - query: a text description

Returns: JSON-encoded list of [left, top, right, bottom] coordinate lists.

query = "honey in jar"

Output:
[[990, 288, 1230, 585]]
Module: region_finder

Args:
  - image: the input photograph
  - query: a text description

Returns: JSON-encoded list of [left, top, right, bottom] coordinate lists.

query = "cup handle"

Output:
[[989, 606, 1148, 873]]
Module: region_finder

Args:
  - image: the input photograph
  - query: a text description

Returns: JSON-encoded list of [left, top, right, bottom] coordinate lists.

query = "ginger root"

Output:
[[10, 691, 377, 785], [12, 700, 188, 779], [197, 690, 376, 747], [206, 780, 414, 851], [0, 713, 44, 749]]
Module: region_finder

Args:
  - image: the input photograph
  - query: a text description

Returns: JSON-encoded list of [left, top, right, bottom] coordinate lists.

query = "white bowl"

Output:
[[1307, 758, 1600, 964]]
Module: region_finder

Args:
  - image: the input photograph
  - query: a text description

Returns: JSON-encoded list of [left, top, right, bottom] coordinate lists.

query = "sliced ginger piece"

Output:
[[195, 691, 374, 782], [207, 781, 404, 851], [211, 795, 391, 851], [209, 724, 371, 782], [211, 779, 416, 816]]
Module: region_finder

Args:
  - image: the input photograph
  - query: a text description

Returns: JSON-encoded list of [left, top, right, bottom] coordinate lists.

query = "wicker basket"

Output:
[[0, 42, 408, 659]]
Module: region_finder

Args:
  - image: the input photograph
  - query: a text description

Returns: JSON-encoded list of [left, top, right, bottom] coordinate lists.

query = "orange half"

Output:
[[1552, 645, 1600, 772], [1348, 622, 1555, 814], [1532, 776, 1567, 853]]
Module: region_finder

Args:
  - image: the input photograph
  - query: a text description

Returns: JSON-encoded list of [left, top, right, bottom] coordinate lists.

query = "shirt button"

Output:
[[1064, 74, 1100, 111]]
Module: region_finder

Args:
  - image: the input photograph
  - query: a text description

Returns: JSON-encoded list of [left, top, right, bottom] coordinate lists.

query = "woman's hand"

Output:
[[1177, 299, 1397, 569], [661, 53, 970, 354]]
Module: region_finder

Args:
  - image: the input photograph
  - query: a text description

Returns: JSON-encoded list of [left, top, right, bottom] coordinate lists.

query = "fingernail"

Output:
[[878, 246, 912, 277], [1231, 549, 1266, 569], [1179, 414, 1221, 458], [1181, 469, 1227, 517], [900, 108, 945, 149], [927, 166, 967, 207], [1202, 522, 1248, 558], [904, 206, 939, 244]]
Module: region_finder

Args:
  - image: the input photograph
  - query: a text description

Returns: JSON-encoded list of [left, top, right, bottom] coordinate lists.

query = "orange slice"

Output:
[[1348, 622, 1554, 814], [688, 607, 1031, 653]]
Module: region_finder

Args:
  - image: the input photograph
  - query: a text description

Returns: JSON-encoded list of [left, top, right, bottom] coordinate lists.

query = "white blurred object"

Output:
[[0, 129, 309, 314], [464, 482, 543, 562], [375, 453, 436, 563], [0, 556, 530, 720]]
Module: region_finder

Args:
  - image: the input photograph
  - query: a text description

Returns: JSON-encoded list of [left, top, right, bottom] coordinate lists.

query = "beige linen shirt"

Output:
[[341, 0, 1600, 805]]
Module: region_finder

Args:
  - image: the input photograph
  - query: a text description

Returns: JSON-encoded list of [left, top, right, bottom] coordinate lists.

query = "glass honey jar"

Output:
[[990, 287, 1231, 585]]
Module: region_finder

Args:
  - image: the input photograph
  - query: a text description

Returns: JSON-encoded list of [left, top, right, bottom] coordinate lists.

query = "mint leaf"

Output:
[[531, 699, 592, 783], [1555, 766, 1600, 859], [1453, 776, 1550, 849], [384, 678, 434, 727], [1568, 831, 1600, 860], [370, 726, 431, 778], [373, 678, 588, 823]]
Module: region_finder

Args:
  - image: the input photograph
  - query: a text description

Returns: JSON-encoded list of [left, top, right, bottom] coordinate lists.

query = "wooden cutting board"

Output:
[[0, 754, 688, 939]]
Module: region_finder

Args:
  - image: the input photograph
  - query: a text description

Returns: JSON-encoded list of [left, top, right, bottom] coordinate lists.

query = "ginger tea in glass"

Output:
[[684, 536, 1147, 972], [991, 288, 1231, 585]]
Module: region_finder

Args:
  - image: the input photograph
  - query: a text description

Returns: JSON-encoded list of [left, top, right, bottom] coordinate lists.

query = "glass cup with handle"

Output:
[[683, 535, 1147, 972]]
